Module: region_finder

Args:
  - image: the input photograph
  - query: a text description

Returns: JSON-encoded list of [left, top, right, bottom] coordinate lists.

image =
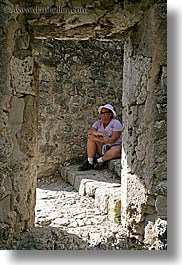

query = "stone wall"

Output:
[[121, 3, 167, 249], [0, 8, 37, 244], [34, 39, 123, 177]]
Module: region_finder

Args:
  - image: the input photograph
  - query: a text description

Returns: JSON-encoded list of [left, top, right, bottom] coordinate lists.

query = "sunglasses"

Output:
[[100, 111, 111, 115]]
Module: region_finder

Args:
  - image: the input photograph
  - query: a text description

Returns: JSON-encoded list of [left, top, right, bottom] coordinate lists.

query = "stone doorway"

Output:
[[32, 38, 125, 250], [34, 38, 123, 178]]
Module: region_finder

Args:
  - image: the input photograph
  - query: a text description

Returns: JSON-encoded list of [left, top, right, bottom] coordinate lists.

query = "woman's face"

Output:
[[100, 108, 112, 122]]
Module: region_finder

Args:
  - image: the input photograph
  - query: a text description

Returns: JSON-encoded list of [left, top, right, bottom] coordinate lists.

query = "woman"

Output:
[[79, 104, 122, 171]]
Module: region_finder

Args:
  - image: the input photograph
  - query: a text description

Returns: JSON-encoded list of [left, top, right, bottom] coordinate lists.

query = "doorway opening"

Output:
[[34, 38, 123, 178]]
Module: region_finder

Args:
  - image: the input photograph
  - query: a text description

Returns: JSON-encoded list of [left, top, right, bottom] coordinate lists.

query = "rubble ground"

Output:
[[33, 173, 127, 250]]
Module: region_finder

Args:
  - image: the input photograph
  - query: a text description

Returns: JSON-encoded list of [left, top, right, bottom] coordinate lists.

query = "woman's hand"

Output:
[[88, 134, 97, 140], [88, 131, 102, 137], [101, 131, 109, 138], [88, 130, 109, 139]]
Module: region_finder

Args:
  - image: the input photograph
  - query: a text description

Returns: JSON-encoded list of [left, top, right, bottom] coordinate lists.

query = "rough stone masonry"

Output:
[[0, 0, 167, 249]]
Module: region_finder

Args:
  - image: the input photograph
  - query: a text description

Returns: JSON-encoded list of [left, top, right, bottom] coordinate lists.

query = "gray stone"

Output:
[[10, 56, 34, 95], [155, 195, 167, 217]]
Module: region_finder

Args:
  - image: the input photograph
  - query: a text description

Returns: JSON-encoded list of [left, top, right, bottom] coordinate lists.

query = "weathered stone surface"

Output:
[[155, 195, 167, 217], [18, 95, 38, 157], [144, 218, 167, 250], [94, 185, 121, 220], [10, 56, 34, 95], [0, 6, 37, 244], [107, 158, 121, 177], [23, 0, 148, 40], [8, 96, 27, 160], [0, 195, 11, 223], [121, 2, 167, 245], [108, 190, 121, 223]]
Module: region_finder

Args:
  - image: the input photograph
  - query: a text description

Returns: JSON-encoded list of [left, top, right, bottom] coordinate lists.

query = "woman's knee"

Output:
[[110, 147, 121, 158]]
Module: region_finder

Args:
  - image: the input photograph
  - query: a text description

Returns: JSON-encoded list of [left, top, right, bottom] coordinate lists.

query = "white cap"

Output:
[[98, 104, 117, 118]]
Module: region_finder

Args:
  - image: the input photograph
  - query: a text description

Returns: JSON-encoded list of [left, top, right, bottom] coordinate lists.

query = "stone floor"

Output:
[[9, 164, 146, 250], [32, 173, 127, 250]]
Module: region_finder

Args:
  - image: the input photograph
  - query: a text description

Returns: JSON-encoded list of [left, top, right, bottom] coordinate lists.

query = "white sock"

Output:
[[88, 158, 94, 165], [97, 157, 103, 163]]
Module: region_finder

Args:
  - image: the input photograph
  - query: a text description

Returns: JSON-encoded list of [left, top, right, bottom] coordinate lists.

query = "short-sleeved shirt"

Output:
[[92, 119, 122, 144]]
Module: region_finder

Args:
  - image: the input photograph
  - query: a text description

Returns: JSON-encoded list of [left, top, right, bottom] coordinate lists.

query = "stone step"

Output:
[[58, 164, 121, 223], [107, 158, 121, 177]]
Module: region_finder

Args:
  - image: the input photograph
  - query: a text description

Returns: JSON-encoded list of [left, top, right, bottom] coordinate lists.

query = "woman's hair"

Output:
[[109, 110, 113, 119]]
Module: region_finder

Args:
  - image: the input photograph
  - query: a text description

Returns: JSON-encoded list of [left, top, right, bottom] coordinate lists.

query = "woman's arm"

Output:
[[88, 127, 103, 137], [89, 131, 121, 144]]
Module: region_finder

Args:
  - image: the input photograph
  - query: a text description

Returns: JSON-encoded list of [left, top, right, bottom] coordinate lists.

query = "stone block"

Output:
[[74, 173, 97, 191], [0, 195, 10, 223], [107, 159, 121, 177], [0, 223, 10, 242], [79, 179, 93, 196], [59, 166, 68, 181], [85, 181, 101, 197], [8, 96, 25, 125], [155, 195, 167, 218], [73, 175, 85, 191], [10, 56, 34, 95], [108, 189, 121, 223], [67, 170, 75, 187], [95, 187, 110, 214]]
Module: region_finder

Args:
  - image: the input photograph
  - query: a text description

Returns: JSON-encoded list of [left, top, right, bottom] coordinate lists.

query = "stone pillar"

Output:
[[0, 7, 37, 245], [121, 3, 167, 249]]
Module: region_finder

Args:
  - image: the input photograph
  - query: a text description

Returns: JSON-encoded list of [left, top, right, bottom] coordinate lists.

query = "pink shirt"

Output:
[[92, 119, 122, 144]]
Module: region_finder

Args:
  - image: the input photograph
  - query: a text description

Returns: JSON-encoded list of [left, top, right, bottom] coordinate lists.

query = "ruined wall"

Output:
[[0, 9, 37, 244], [34, 39, 123, 177], [121, 3, 167, 249]]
